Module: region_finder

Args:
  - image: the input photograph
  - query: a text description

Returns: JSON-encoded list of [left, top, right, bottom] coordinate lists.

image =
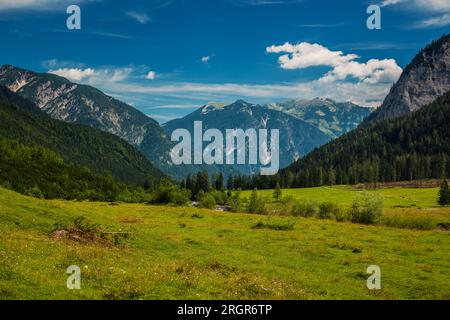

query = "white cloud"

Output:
[[126, 11, 151, 24], [102, 79, 392, 108], [201, 56, 211, 63], [380, 0, 405, 7], [146, 71, 156, 80], [0, 0, 87, 10], [380, 0, 450, 11], [267, 42, 402, 84], [49, 68, 95, 81], [379, 0, 450, 28], [415, 13, 450, 28], [48, 67, 134, 82]]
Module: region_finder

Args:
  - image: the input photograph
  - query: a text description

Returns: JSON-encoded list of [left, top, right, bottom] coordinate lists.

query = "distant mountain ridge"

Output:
[[365, 34, 450, 123], [0, 65, 373, 179], [0, 85, 164, 185], [164, 99, 362, 175], [0, 65, 173, 172], [267, 98, 373, 138]]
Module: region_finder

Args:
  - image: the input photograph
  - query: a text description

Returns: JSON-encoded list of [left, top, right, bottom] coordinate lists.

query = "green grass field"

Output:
[[241, 185, 441, 209], [0, 187, 449, 300]]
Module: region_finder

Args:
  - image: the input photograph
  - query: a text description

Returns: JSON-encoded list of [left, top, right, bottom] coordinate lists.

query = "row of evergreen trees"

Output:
[[218, 90, 450, 191], [0, 138, 149, 201]]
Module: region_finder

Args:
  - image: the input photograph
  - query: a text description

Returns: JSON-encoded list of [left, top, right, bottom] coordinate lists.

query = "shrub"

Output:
[[26, 186, 44, 199], [210, 190, 226, 205], [291, 201, 318, 217], [280, 195, 295, 205], [169, 189, 191, 206], [333, 209, 350, 222], [229, 191, 243, 213], [247, 189, 268, 214], [318, 202, 341, 219], [198, 193, 217, 209], [150, 178, 190, 205], [350, 192, 383, 224]]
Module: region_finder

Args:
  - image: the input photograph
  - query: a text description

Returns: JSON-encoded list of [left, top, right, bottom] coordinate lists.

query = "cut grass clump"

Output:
[[251, 220, 295, 231], [51, 216, 130, 246]]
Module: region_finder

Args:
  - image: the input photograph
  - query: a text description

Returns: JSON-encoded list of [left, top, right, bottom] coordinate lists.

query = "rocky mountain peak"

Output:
[[366, 34, 450, 123]]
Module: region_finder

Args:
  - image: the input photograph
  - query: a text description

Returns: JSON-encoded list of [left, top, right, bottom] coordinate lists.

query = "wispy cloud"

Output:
[[39, 28, 141, 40], [379, 0, 450, 28], [0, 0, 92, 11], [126, 11, 151, 24], [413, 13, 450, 28]]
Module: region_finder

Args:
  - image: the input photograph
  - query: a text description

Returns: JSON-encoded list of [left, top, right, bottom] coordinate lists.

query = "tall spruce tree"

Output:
[[438, 178, 450, 206]]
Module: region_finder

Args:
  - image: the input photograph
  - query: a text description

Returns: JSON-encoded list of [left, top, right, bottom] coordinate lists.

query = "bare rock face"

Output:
[[366, 34, 450, 123]]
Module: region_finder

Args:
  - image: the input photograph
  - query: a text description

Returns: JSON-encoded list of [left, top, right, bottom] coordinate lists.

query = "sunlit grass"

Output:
[[0, 187, 449, 300]]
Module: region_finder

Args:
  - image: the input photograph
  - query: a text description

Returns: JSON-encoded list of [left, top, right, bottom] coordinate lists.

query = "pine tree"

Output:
[[227, 174, 234, 190], [438, 178, 450, 206], [215, 173, 224, 191], [273, 181, 282, 201]]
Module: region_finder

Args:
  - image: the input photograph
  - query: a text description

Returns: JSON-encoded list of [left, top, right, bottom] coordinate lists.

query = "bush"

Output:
[[318, 202, 341, 219], [198, 193, 217, 209], [169, 189, 191, 206], [150, 178, 190, 205], [229, 191, 243, 213], [350, 192, 383, 224], [291, 201, 318, 217], [247, 189, 268, 214], [26, 186, 44, 199], [210, 190, 227, 205]]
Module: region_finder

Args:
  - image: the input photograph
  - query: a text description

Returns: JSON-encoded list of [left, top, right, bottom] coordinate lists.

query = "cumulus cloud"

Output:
[[267, 42, 402, 84], [49, 67, 134, 83], [201, 56, 211, 63], [126, 11, 151, 24], [49, 68, 95, 81], [146, 71, 156, 80]]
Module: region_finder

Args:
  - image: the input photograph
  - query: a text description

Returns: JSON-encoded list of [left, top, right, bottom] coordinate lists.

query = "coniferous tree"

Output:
[[438, 178, 450, 206], [215, 173, 224, 191], [273, 181, 282, 201]]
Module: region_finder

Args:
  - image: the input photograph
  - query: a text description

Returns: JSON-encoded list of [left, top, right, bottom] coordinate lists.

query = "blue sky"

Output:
[[0, 0, 449, 123]]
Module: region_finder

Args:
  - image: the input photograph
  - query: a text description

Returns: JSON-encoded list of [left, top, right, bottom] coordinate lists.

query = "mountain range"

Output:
[[0, 65, 371, 178], [164, 99, 372, 175]]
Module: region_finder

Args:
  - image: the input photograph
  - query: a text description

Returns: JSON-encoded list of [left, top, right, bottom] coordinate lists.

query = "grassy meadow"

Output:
[[0, 186, 449, 300]]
